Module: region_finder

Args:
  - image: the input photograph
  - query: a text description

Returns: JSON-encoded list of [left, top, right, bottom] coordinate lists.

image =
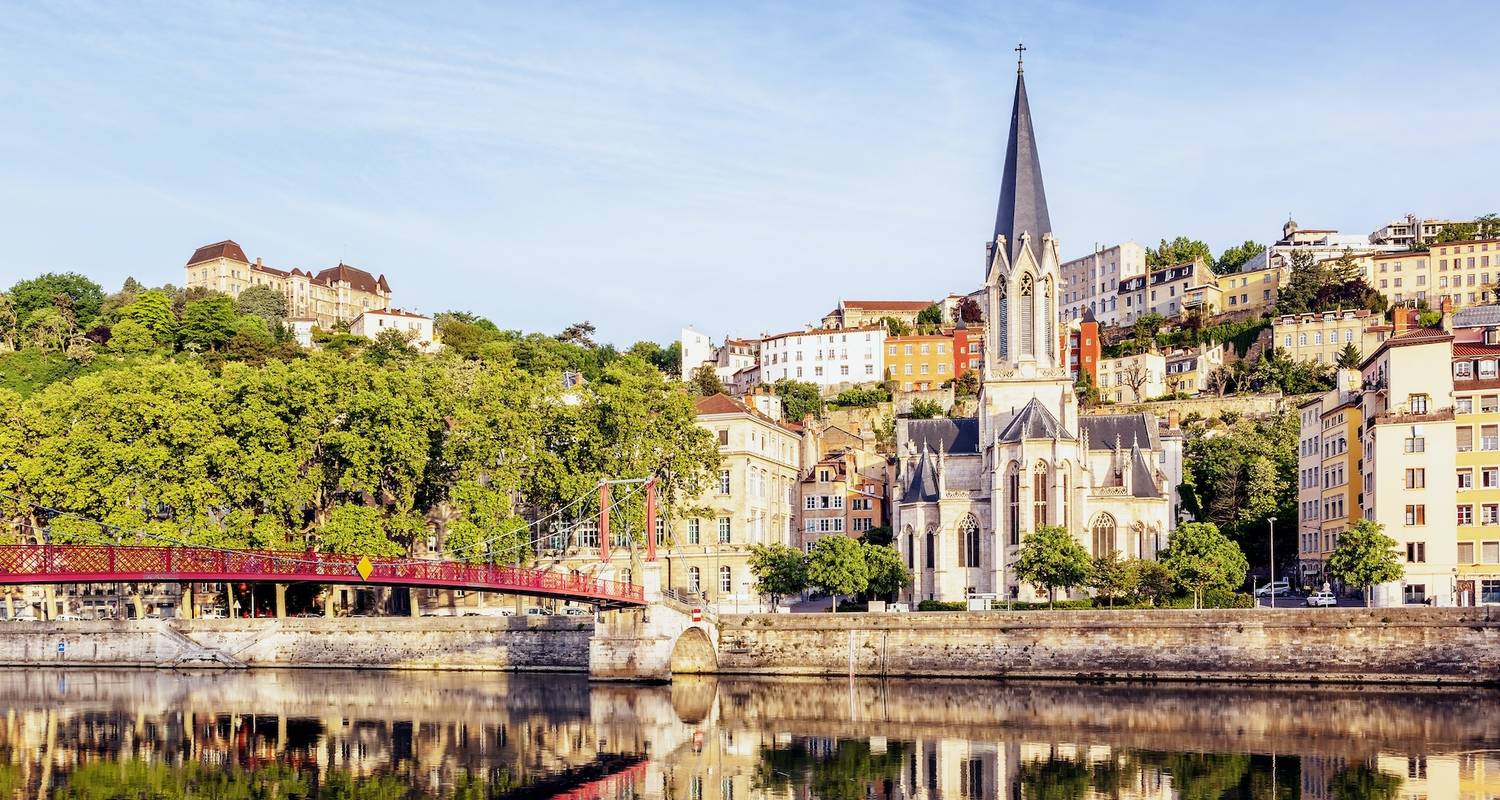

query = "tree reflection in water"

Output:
[[0, 670, 1494, 799]]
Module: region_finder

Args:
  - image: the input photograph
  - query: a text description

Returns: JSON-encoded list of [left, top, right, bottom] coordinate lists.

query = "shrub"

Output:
[[916, 600, 966, 611]]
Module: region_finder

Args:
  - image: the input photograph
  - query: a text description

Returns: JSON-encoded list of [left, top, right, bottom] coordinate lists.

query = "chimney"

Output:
[[1393, 307, 1419, 334], [255, 257, 263, 267], [1166, 409, 1180, 430]]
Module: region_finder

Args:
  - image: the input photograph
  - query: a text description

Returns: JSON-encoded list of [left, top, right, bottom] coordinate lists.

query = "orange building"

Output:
[[1065, 313, 1101, 383], [952, 321, 985, 377], [884, 334, 956, 391], [798, 450, 886, 550]]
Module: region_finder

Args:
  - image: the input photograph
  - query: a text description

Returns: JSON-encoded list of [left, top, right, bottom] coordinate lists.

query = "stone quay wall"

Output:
[[715, 607, 1500, 684], [1, 617, 593, 671]]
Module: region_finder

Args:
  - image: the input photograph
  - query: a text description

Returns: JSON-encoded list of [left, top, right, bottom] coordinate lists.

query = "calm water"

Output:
[[3, 670, 1497, 799]]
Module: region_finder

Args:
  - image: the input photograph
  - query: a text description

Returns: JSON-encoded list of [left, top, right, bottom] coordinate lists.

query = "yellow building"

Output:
[[1296, 371, 1363, 584], [1451, 340, 1500, 606], [885, 333, 954, 392], [185, 240, 392, 329], [1432, 238, 1500, 309], [823, 299, 933, 329], [1273, 308, 1392, 365], [1215, 262, 1284, 314]]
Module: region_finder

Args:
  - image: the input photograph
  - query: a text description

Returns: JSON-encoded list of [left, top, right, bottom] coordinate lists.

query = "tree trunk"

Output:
[[1048, 587, 1055, 609], [831, 594, 838, 613]]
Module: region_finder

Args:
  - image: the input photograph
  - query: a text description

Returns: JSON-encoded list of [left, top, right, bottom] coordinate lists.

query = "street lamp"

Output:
[[1268, 516, 1277, 609]]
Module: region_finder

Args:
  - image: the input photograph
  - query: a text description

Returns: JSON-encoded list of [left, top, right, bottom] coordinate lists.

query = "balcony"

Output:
[[1370, 407, 1455, 426]]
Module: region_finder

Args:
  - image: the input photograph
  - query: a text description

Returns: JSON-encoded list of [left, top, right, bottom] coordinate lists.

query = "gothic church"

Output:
[[894, 61, 1183, 603]]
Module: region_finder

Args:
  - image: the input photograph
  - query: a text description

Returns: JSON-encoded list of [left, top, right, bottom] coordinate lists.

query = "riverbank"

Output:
[[7, 607, 1499, 684]]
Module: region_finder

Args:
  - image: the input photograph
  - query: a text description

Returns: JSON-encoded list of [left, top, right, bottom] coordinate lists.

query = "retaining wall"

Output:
[[715, 607, 1500, 684]]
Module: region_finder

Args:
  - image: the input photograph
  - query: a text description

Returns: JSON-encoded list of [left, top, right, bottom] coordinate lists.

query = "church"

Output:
[[894, 58, 1183, 604]]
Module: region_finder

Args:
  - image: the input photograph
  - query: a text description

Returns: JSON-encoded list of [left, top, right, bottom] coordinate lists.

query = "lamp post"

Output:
[[1268, 516, 1277, 609]]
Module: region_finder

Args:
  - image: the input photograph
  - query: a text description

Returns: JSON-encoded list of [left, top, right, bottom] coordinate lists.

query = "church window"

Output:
[[1091, 514, 1117, 556], [997, 283, 1009, 360], [904, 527, 914, 569], [925, 530, 935, 569], [1007, 468, 1021, 546], [1060, 473, 1068, 528], [1044, 279, 1055, 359], [1020, 275, 1035, 357], [958, 515, 980, 568], [1032, 463, 1048, 527]]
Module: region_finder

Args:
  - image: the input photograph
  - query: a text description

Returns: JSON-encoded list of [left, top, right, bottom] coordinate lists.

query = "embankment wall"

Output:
[[715, 607, 1500, 684]]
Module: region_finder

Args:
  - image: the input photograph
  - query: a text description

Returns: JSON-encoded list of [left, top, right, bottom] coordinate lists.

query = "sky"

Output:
[[2, 1, 1497, 346]]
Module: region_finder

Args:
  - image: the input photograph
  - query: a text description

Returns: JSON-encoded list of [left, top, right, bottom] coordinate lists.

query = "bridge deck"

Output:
[[0, 545, 644, 607]]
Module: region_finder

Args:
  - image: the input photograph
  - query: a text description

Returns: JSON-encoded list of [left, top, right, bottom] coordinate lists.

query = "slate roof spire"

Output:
[[992, 46, 1052, 269]]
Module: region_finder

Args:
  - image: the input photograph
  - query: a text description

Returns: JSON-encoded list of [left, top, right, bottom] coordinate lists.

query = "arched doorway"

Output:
[[669, 626, 717, 674]]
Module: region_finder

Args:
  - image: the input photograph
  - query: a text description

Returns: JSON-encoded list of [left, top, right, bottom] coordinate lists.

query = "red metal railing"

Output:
[[0, 545, 645, 606]]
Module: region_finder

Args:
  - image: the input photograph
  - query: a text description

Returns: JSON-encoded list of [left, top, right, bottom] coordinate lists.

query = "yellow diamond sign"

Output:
[[356, 556, 374, 581]]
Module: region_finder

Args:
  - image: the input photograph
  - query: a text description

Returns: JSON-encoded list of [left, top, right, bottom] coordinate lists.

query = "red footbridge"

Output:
[[0, 545, 645, 608]]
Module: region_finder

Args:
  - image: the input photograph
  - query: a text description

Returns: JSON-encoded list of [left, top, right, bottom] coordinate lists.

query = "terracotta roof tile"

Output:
[[314, 263, 387, 295], [842, 300, 933, 311], [186, 240, 248, 266], [694, 393, 749, 415]]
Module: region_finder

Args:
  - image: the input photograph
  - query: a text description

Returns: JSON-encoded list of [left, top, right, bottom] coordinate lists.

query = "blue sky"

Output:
[[2, 1, 1496, 345]]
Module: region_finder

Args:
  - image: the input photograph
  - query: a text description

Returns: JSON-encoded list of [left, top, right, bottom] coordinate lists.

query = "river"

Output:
[[2, 669, 1496, 799]]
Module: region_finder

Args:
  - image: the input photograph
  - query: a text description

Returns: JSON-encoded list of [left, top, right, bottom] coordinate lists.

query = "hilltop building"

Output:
[[184, 240, 391, 329], [893, 59, 1182, 604]]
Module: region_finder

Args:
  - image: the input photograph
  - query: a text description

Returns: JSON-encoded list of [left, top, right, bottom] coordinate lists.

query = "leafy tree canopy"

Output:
[[1013, 524, 1092, 606], [806, 535, 868, 610], [1160, 521, 1248, 607], [774, 378, 823, 421], [748, 543, 808, 605], [1326, 519, 1403, 605], [1214, 240, 1266, 275], [7, 272, 105, 330], [1146, 236, 1212, 269]]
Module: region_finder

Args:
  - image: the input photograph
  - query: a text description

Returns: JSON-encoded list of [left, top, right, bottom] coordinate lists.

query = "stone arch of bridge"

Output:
[[668, 626, 717, 674]]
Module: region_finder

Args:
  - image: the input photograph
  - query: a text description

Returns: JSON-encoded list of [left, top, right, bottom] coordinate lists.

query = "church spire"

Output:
[[992, 44, 1051, 268]]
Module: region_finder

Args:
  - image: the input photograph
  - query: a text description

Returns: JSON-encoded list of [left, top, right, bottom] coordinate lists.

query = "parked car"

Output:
[[1306, 591, 1338, 607], [562, 607, 592, 616], [1254, 580, 1291, 597], [887, 603, 910, 613], [524, 607, 552, 616], [55, 613, 84, 621]]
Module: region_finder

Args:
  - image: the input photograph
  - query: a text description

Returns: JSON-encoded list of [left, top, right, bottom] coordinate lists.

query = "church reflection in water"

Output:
[[0, 669, 1496, 799]]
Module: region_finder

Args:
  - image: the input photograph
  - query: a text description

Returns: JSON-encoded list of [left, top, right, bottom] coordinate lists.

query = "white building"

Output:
[[759, 325, 885, 391], [349, 309, 439, 353], [678, 327, 758, 385], [1059, 241, 1146, 327], [680, 327, 717, 381]]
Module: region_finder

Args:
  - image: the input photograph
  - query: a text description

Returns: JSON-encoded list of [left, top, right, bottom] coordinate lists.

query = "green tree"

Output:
[[179, 296, 239, 352], [773, 378, 823, 421], [953, 369, 979, 398], [1436, 220, 1479, 243], [556, 320, 597, 347], [1127, 558, 1175, 606], [806, 535, 868, 611], [1476, 213, 1500, 240], [748, 543, 808, 607], [1326, 763, 1403, 800], [1013, 524, 1092, 607], [1146, 236, 1212, 269], [1214, 240, 1266, 275], [1275, 250, 1322, 315], [234, 284, 288, 323], [1073, 368, 1099, 408], [107, 319, 156, 354], [688, 363, 726, 396], [1326, 519, 1403, 606], [1088, 551, 1132, 607], [862, 542, 910, 599], [0, 292, 17, 351], [122, 289, 179, 348], [23, 307, 72, 351], [916, 303, 943, 326], [7, 272, 105, 330], [1131, 313, 1165, 348], [907, 399, 943, 419], [1335, 341, 1362, 368], [1160, 522, 1249, 608], [880, 316, 911, 337], [626, 339, 681, 375], [365, 327, 417, 366]]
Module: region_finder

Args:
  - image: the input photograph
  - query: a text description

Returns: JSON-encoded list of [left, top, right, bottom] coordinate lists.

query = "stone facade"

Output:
[[184, 240, 392, 329]]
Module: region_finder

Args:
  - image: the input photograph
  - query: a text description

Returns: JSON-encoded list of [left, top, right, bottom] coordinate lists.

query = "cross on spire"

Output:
[[1015, 42, 1026, 73]]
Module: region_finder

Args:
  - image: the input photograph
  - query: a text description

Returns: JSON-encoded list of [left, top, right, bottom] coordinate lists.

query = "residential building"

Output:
[[1450, 340, 1500, 606], [1163, 343, 1224, 395], [893, 64, 1180, 604], [1369, 213, 1469, 247], [1064, 313, 1101, 384], [184, 240, 392, 329], [1096, 352, 1166, 403], [952, 320, 985, 375], [798, 450, 886, 551], [349, 309, 439, 353], [679, 327, 717, 381], [1146, 258, 1215, 318], [1273, 309, 1393, 365], [664, 393, 803, 609], [758, 325, 885, 392], [1430, 239, 1500, 310], [1116, 274, 1148, 326], [1240, 219, 1399, 274], [1296, 369, 1364, 585], [1358, 328, 1458, 607], [885, 333, 955, 392], [1215, 261, 1283, 315], [1058, 241, 1147, 326], [678, 329, 759, 384], [1368, 250, 1431, 307], [1181, 282, 1222, 316], [822, 299, 933, 330]]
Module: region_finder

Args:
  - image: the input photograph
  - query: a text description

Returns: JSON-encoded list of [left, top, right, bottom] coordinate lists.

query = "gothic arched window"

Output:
[[1032, 461, 1049, 528], [1007, 463, 1021, 546], [925, 529, 936, 569], [904, 526, 915, 569], [997, 282, 1009, 360], [1044, 278, 1055, 359], [1019, 274, 1035, 357], [1091, 514, 1117, 557], [958, 514, 980, 567]]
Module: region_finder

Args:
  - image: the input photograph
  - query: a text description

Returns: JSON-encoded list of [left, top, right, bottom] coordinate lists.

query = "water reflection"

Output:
[[0, 669, 1495, 799]]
